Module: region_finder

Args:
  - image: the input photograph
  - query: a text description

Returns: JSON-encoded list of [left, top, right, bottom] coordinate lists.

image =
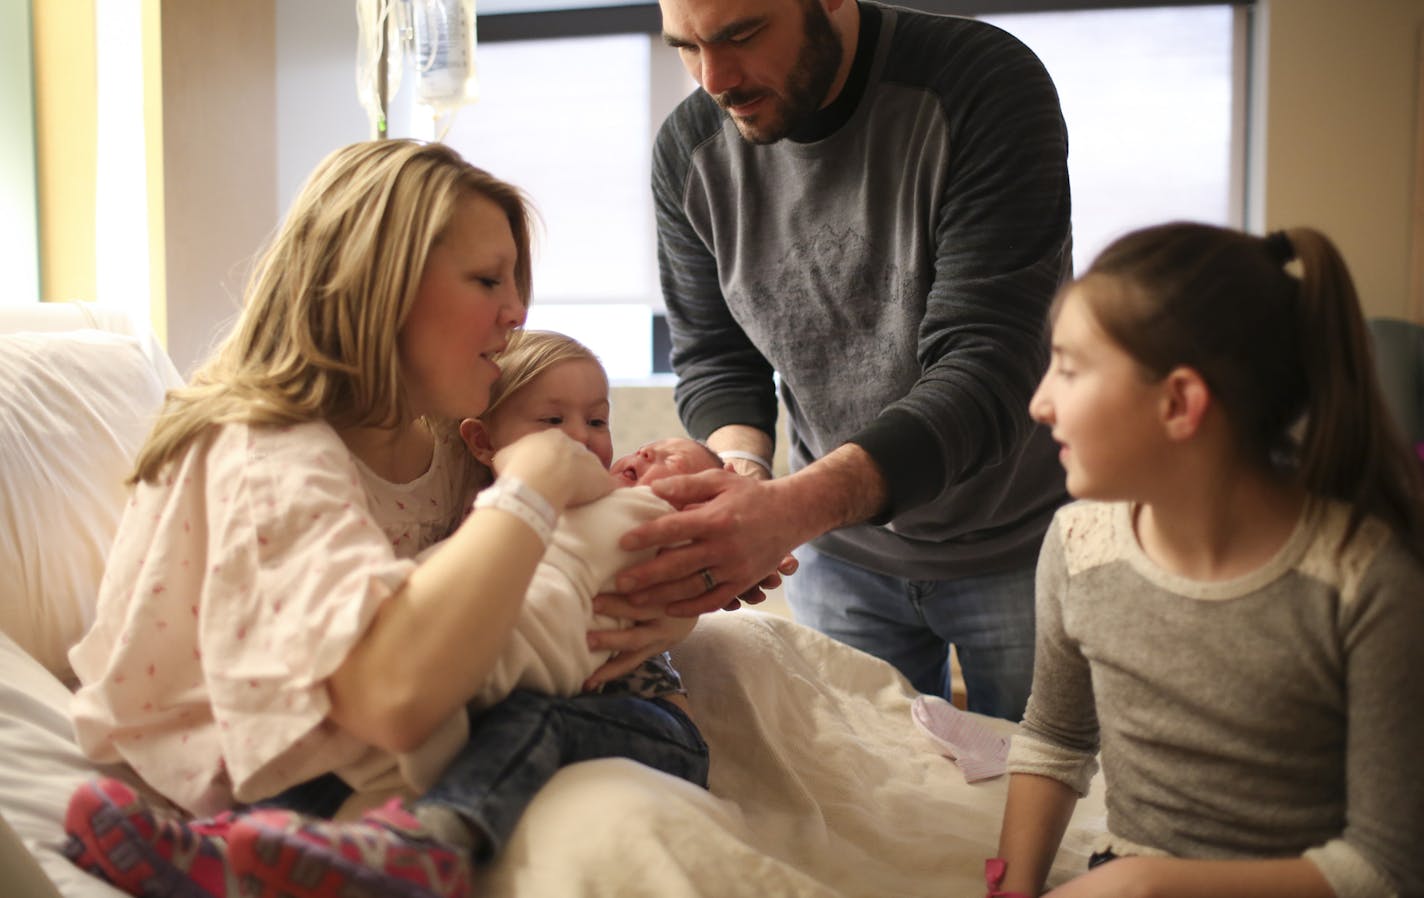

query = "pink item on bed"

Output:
[[911, 694, 1010, 783]]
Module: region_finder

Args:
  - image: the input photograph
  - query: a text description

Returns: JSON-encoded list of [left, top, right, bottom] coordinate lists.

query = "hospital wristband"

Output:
[[717, 449, 773, 477], [472, 476, 557, 546]]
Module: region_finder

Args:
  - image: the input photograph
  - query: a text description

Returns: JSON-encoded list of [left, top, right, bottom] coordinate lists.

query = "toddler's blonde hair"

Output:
[[483, 330, 606, 421]]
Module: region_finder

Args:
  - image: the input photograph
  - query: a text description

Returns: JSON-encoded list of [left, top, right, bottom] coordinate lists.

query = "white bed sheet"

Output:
[[0, 305, 1107, 895], [477, 611, 1107, 897], [2, 602, 1107, 898]]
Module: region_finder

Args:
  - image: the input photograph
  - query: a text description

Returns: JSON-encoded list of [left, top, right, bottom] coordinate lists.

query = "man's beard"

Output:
[[718, 0, 843, 145]]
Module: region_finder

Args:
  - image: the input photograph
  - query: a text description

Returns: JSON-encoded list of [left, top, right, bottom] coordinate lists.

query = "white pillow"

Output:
[[0, 628, 129, 897], [0, 330, 171, 682]]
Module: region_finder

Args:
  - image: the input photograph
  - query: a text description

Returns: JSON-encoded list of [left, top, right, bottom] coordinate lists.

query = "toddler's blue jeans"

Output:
[[264, 690, 708, 862], [420, 690, 708, 859]]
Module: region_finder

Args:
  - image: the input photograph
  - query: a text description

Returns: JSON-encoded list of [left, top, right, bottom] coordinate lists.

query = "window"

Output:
[[432, 35, 659, 307], [979, 5, 1241, 272], [442, 3, 1246, 381], [404, 33, 689, 380]]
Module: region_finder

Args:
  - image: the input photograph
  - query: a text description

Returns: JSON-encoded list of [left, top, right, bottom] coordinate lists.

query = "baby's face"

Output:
[[611, 438, 722, 486]]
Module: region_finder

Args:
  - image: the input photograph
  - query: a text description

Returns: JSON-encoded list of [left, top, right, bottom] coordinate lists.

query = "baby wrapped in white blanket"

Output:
[[458, 436, 721, 706], [464, 482, 672, 705], [400, 438, 721, 790]]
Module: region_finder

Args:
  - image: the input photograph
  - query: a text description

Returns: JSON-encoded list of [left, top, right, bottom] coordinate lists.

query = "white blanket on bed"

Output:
[[0, 603, 1108, 897], [477, 611, 1107, 897], [0, 310, 1106, 895], [0, 610, 1105, 897]]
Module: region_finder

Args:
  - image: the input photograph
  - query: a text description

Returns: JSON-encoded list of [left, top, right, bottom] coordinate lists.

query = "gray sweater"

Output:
[[1009, 500, 1424, 898], [652, 3, 1072, 578]]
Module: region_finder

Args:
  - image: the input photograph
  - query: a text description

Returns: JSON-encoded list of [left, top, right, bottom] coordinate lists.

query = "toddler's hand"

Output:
[[492, 430, 615, 509]]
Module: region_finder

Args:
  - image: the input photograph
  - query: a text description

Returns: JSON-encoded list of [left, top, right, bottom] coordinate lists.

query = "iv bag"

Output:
[[409, 0, 479, 113]]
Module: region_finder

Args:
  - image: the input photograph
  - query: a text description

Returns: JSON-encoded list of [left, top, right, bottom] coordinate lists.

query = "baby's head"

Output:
[[611, 438, 723, 487], [460, 330, 613, 469]]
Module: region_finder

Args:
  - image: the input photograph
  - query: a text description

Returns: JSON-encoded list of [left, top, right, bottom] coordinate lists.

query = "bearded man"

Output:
[[616, 0, 1073, 722]]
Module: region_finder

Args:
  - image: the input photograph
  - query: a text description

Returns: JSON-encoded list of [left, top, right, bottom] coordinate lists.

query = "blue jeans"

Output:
[[784, 544, 1036, 721], [419, 691, 707, 860], [264, 691, 708, 861]]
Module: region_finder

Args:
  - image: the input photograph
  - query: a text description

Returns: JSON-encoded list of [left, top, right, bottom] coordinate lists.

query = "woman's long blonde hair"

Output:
[[131, 140, 534, 483]]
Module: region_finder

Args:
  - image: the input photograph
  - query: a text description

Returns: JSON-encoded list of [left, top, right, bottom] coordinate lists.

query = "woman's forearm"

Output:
[[327, 507, 549, 752], [329, 430, 614, 752]]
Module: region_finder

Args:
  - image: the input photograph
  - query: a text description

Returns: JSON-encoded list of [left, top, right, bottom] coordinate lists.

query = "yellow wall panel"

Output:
[[34, 0, 97, 304]]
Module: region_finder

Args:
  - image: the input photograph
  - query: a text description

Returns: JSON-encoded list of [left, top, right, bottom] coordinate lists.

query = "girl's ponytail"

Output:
[[1288, 227, 1424, 555]]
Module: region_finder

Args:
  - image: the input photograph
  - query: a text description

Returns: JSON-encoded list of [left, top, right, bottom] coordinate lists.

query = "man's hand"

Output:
[[718, 554, 799, 610], [612, 468, 810, 616], [614, 443, 885, 617]]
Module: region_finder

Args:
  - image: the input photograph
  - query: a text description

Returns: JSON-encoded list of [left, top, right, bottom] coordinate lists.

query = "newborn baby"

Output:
[[466, 436, 723, 710], [400, 436, 725, 791], [611, 437, 723, 487]]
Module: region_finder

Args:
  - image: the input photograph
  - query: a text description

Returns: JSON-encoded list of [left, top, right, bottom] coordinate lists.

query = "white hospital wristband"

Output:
[[472, 477, 557, 546], [718, 449, 773, 477]]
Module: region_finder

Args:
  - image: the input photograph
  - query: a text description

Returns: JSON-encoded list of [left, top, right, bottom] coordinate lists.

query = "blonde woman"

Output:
[[61, 141, 700, 898]]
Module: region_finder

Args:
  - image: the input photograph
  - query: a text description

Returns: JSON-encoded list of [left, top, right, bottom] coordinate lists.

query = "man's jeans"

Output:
[[266, 691, 708, 861], [784, 544, 1036, 721], [420, 691, 708, 859]]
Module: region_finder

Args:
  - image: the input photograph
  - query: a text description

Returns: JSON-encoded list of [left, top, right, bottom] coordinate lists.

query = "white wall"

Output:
[[1, 0, 39, 307], [276, 0, 375, 215], [157, 2, 278, 375], [276, 0, 421, 216], [94, 2, 152, 330], [1256, 0, 1424, 319]]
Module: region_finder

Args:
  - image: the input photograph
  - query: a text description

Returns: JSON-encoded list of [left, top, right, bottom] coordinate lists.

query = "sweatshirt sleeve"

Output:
[[847, 19, 1071, 518], [653, 95, 779, 444]]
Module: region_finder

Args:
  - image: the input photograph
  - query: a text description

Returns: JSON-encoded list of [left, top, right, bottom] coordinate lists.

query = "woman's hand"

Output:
[[491, 429, 616, 509], [582, 593, 698, 689]]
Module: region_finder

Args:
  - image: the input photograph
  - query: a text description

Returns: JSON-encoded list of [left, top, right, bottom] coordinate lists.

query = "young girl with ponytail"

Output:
[[989, 222, 1424, 898]]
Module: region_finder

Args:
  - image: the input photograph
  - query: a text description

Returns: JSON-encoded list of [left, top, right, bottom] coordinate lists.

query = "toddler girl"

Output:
[[435, 329, 723, 717]]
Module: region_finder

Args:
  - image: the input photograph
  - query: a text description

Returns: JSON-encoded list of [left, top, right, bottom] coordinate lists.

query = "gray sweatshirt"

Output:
[[1010, 500, 1424, 898], [652, 3, 1072, 578]]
